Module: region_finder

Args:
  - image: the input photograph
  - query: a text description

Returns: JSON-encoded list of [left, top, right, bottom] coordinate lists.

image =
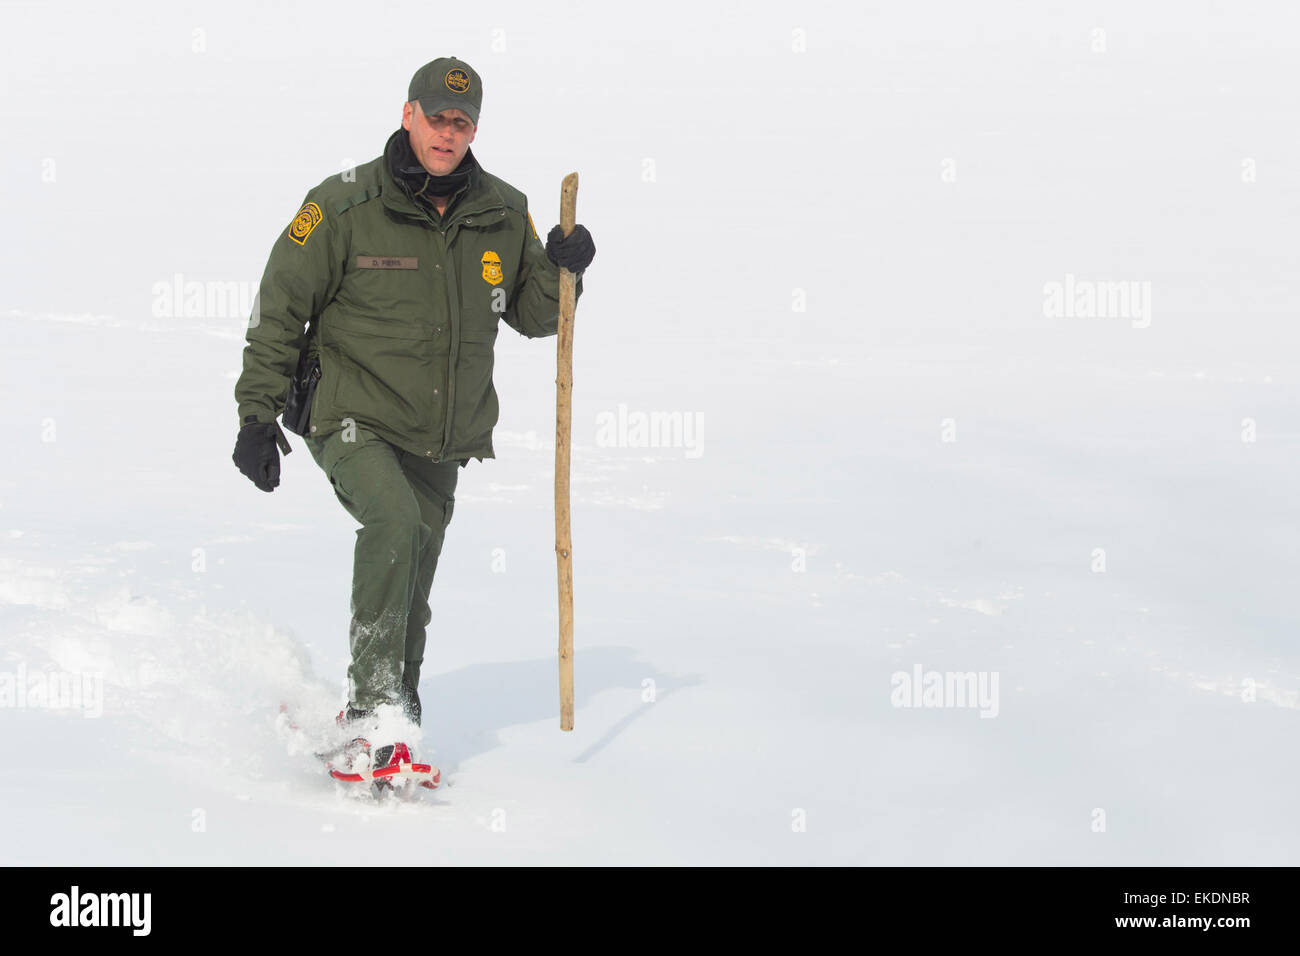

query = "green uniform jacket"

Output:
[[235, 131, 583, 463]]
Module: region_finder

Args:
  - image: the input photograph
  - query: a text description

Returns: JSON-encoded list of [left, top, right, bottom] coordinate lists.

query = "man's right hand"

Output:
[[232, 421, 283, 492]]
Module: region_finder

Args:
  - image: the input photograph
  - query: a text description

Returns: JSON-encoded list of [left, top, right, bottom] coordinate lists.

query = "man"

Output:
[[231, 56, 595, 774]]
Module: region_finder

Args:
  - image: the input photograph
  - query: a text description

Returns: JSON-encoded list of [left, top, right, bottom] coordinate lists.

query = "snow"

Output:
[[2, 0, 1298, 864]]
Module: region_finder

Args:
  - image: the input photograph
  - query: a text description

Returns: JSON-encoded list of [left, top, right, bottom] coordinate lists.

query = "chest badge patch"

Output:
[[288, 202, 323, 245], [481, 250, 503, 286]]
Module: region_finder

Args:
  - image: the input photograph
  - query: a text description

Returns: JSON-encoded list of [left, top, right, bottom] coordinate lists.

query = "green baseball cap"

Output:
[[408, 56, 482, 125]]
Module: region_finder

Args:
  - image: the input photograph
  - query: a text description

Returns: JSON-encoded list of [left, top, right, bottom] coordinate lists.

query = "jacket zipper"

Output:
[[440, 223, 459, 460], [410, 202, 504, 460]]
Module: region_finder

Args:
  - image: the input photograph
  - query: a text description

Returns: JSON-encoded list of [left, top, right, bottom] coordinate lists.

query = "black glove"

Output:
[[232, 421, 288, 492], [545, 224, 595, 273]]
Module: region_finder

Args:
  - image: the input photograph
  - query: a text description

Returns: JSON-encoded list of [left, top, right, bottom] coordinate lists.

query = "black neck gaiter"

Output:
[[387, 129, 477, 211]]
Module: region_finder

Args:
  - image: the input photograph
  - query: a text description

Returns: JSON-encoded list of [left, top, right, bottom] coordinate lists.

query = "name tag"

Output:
[[357, 256, 419, 269]]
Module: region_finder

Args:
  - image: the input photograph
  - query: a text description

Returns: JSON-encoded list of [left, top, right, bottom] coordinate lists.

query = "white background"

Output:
[[1, 0, 1296, 864]]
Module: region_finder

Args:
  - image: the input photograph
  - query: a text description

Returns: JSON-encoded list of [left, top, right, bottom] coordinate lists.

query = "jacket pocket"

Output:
[[331, 257, 431, 335], [449, 324, 498, 451], [323, 328, 440, 441], [458, 221, 517, 339]]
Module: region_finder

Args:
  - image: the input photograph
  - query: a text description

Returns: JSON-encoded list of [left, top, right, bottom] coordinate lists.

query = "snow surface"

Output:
[[1, 1, 1298, 864]]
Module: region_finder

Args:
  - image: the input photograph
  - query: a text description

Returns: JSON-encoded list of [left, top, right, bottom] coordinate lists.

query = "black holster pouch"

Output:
[[281, 348, 321, 438]]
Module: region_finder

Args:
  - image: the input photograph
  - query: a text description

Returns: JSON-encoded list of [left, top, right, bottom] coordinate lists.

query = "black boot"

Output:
[[336, 704, 373, 740], [398, 680, 422, 726]]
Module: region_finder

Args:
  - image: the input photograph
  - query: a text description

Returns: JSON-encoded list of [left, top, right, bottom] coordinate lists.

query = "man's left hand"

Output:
[[545, 224, 595, 273]]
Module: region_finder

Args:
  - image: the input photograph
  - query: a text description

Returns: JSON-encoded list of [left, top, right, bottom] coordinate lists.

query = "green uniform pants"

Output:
[[305, 425, 461, 715]]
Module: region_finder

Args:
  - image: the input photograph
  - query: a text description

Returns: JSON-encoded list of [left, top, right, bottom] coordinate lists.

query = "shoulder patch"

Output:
[[526, 211, 538, 241], [288, 202, 323, 245]]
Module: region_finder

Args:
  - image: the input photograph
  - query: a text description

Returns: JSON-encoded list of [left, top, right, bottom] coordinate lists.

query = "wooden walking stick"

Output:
[[556, 172, 579, 731]]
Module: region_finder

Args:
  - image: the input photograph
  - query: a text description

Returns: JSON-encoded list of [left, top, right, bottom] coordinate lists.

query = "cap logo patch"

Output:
[[445, 69, 471, 93], [288, 202, 323, 245], [481, 250, 503, 286]]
